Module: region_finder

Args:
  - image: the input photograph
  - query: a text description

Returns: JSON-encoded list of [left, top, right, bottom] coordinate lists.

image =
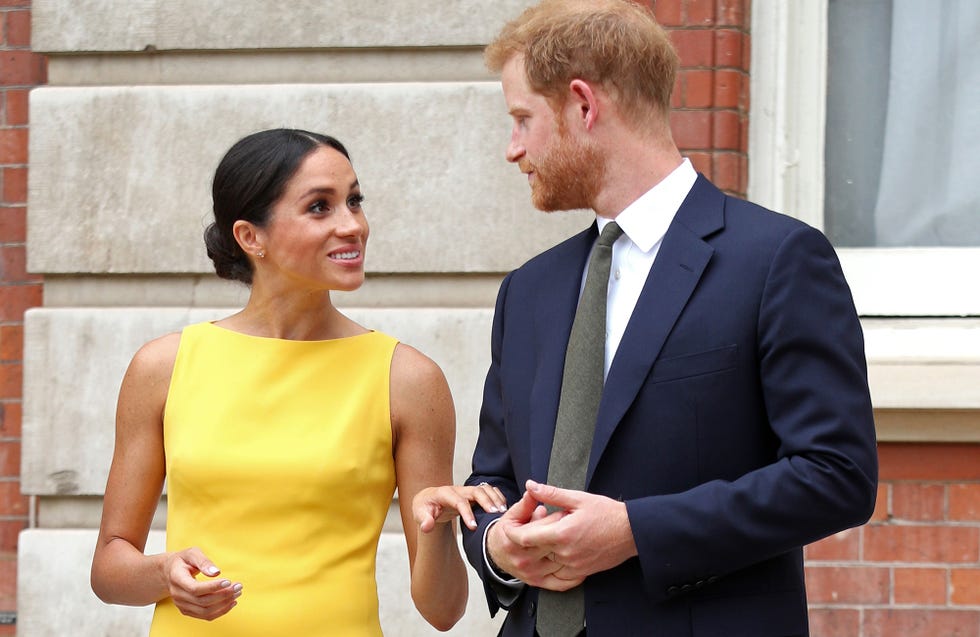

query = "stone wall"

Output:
[[18, 1, 583, 634]]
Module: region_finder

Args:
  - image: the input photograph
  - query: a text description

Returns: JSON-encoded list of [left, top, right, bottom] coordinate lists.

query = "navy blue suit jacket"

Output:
[[463, 176, 878, 637]]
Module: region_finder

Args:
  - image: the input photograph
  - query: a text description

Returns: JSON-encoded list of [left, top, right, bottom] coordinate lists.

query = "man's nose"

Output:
[[506, 138, 524, 163], [505, 123, 525, 163]]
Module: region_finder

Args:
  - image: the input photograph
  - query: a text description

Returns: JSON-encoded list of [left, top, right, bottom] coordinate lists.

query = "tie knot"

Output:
[[597, 221, 624, 248]]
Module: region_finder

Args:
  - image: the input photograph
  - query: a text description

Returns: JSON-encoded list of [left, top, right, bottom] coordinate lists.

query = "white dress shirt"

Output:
[[595, 158, 697, 379]]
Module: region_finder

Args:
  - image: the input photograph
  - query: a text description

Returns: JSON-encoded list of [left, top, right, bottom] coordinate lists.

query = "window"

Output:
[[826, 0, 979, 249], [749, 0, 980, 317]]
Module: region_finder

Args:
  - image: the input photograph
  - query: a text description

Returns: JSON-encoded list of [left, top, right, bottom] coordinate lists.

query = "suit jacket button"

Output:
[[695, 580, 705, 588], [681, 584, 694, 592], [667, 586, 679, 596], [528, 601, 536, 617]]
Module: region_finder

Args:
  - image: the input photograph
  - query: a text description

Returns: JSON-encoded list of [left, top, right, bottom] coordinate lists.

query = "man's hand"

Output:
[[497, 480, 638, 590], [486, 487, 579, 589]]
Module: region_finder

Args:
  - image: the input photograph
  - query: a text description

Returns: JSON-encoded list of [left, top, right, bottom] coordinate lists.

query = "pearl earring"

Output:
[[257, 250, 265, 258]]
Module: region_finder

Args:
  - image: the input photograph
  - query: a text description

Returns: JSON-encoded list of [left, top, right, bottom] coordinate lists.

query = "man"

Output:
[[462, 1, 879, 636]]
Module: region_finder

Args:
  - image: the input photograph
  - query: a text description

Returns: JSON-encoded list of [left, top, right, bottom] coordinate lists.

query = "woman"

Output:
[[90, 128, 506, 635]]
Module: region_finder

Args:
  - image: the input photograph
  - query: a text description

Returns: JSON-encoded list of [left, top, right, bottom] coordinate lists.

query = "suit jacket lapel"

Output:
[[529, 223, 597, 482], [587, 175, 725, 486]]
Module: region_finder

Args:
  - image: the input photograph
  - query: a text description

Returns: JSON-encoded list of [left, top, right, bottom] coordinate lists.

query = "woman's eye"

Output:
[[348, 194, 365, 209], [309, 200, 327, 214]]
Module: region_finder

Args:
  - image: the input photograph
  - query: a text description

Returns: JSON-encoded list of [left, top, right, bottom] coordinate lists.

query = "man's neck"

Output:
[[592, 138, 684, 219]]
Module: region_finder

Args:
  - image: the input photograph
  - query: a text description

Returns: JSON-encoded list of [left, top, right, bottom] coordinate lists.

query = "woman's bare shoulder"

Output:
[[124, 330, 183, 388], [389, 342, 454, 435], [390, 342, 448, 392]]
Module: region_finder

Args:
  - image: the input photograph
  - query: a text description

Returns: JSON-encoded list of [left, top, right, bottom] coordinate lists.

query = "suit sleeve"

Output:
[[462, 271, 526, 614], [625, 224, 878, 601]]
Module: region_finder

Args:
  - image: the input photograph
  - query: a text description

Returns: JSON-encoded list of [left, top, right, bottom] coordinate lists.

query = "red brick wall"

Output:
[[651, 0, 749, 197], [807, 443, 980, 636], [0, 0, 44, 632]]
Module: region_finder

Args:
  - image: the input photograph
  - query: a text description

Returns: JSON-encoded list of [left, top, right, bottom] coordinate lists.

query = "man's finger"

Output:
[[526, 479, 580, 511], [531, 572, 585, 592], [503, 508, 567, 551], [501, 488, 539, 523], [530, 503, 550, 522]]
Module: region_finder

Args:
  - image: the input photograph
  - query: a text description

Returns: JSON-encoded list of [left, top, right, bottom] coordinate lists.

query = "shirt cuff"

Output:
[[483, 518, 524, 602]]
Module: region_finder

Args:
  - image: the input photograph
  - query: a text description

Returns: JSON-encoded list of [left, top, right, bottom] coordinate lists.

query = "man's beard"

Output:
[[523, 131, 604, 212]]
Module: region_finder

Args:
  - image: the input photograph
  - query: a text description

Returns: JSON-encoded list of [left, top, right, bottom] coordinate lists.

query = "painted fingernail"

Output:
[[233, 583, 243, 593], [219, 580, 231, 588], [204, 566, 219, 576]]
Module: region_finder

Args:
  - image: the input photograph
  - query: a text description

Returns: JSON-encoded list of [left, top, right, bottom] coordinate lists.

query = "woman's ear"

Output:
[[232, 219, 265, 259], [568, 79, 600, 130]]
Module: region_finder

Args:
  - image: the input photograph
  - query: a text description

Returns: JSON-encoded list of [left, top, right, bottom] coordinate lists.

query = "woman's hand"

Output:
[[413, 483, 509, 533], [164, 547, 242, 621]]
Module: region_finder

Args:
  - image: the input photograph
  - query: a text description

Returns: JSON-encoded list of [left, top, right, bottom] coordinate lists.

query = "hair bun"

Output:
[[204, 222, 252, 284]]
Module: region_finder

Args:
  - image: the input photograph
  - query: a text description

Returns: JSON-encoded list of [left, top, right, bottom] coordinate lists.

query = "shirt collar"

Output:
[[596, 158, 698, 253]]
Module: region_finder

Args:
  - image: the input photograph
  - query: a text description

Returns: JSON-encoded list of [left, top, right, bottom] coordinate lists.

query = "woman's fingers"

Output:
[[474, 482, 509, 513], [414, 484, 512, 533], [167, 548, 243, 620]]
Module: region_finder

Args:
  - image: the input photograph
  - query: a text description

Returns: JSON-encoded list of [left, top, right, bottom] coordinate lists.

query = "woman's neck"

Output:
[[224, 286, 365, 341]]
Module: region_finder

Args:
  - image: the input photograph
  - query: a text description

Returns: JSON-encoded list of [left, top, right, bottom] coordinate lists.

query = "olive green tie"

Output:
[[536, 221, 623, 637]]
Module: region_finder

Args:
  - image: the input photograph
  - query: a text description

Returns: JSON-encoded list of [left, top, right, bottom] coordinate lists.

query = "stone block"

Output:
[[48, 49, 495, 86], [22, 307, 493, 496], [28, 83, 591, 274], [864, 319, 980, 409], [17, 529, 162, 636], [33, 0, 535, 52]]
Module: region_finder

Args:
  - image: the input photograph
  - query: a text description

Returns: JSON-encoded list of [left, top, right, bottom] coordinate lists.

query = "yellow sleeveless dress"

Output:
[[149, 322, 398, 637]]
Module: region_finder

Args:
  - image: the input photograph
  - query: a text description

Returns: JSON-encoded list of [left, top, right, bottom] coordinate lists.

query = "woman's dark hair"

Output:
[[204, 128, 351, 284]]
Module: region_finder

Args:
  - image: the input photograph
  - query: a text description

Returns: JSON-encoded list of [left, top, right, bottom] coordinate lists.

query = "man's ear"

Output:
[[568, 79, 600, 131], [232, 219, 265, 258]]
